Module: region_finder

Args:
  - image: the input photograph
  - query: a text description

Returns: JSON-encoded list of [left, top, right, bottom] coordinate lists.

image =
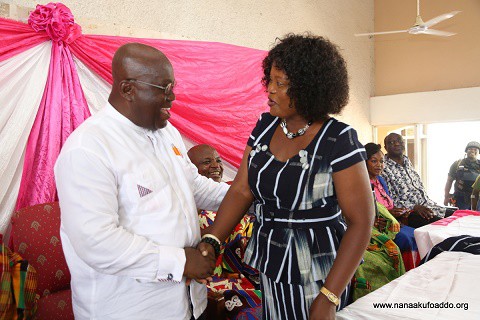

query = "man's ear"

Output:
[[119, 80, 135, 101]]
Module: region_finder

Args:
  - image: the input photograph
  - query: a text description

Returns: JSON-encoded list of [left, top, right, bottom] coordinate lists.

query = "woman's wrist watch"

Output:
[[320, 286, 340, 306]]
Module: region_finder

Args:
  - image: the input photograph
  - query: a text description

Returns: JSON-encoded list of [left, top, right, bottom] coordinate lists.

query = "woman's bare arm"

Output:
[[310, 161, 374, 318]]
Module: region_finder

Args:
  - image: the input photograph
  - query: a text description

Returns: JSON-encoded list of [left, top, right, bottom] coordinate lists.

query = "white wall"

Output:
[[5, 0, 375, 142], [371, 86, 480, 126], [374, 0, 480, 96]]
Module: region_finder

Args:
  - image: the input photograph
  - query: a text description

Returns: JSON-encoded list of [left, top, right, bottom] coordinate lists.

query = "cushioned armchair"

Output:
[[11, 202, 74, 319]]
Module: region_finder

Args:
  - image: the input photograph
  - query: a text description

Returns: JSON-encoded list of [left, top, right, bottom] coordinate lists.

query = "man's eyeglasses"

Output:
[[128, 79, 175, 96], [387, 139, 404, 146]]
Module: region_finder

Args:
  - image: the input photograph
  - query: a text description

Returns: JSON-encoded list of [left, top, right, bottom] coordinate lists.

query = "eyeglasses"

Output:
[[128, 79, 175, 96], [386, 139, 404, 146]]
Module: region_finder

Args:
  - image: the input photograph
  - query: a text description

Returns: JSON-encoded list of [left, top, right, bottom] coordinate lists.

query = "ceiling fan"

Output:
[[355, 0, 460, 37]]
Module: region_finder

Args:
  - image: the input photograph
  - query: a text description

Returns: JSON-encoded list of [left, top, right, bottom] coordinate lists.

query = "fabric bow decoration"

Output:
[[28, 2, 82, 43]]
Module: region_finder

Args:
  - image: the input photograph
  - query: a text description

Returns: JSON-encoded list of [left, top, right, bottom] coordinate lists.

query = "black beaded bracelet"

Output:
[[200, 236, 221, 257]]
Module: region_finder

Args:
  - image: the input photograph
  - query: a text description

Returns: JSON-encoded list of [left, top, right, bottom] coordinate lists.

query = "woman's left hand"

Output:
[[309, 295, 336, 320]]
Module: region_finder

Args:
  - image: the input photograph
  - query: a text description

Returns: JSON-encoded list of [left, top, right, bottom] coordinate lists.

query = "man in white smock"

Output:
[[55, 43, 229, 320]]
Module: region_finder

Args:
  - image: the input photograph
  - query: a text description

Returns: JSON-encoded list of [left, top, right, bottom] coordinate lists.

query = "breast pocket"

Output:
[[118, 172, 173, 238], [119, 173, 166, 213]]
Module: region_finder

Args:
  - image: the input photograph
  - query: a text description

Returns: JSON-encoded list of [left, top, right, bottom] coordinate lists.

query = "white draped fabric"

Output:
[[73, 56, 110, 115], [0, 42, 52, 233], [414, 212, 480, 258], [337, 251, 480, 320]]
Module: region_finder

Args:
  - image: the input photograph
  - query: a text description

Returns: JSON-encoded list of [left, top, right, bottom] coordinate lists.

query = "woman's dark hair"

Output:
[[364, 143, 382, 160], [262, 32, 349, 122]]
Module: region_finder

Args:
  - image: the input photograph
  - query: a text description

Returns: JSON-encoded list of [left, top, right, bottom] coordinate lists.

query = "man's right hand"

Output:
[[183, 247, 215, 282], [413, 204, 434, 220], [443, 194, 452, 206]]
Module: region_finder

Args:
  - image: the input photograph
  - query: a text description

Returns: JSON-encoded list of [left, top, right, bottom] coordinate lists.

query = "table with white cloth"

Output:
[[413, 210, 480, 259], [337, 251, 480, 320]]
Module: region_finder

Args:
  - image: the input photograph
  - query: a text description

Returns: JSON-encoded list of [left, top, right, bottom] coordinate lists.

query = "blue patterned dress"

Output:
[[243, 113, 366, 319]]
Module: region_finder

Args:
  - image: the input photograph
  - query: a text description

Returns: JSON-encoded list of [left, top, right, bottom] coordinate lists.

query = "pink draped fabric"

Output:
[[15, 40, 91, 210], [431, 210, 480, 226], [1, 2, 268, 212], [0, 17, 49, 62]]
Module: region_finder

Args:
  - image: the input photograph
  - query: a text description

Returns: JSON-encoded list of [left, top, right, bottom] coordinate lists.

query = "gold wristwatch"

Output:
[[320, 286, 340, 306]]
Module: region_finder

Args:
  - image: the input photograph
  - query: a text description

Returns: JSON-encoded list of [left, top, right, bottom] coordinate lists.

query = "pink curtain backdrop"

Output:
[[70, 35, 268, 166], [0, 2, 268, 212]]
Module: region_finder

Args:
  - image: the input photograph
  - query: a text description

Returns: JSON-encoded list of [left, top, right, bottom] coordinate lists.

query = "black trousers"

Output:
[[188, 284, 207, 320], [454, 191, 471, 210], [190, 310, 206, 320]]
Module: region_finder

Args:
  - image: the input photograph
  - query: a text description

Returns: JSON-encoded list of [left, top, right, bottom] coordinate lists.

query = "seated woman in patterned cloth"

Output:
[[188, 144, 261, 319], [363, 143, 420, 270], [198, 33, 374, 320], [351, 143, 407, 300]]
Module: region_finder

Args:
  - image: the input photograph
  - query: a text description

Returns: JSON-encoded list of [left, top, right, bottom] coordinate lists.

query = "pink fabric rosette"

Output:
[[28, 2, 81, 43]]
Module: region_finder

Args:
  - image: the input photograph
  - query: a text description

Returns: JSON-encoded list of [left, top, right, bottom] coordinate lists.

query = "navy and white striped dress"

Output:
[[243, 113, 366, 319]]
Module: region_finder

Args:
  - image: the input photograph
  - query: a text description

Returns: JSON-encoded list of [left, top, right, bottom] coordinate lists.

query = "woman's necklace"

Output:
[[280, 119, 313, 139]]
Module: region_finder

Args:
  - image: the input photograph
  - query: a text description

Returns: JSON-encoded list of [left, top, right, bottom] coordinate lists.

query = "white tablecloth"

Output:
[[414, 210, 480, 258], [337, 251, 480, 320]]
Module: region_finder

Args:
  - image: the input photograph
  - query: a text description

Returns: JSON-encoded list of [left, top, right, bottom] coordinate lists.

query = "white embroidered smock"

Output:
[[54, 102, 229, 320]]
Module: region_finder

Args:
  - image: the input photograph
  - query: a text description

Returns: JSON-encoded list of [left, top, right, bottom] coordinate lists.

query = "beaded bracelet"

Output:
[[200, 235, 221, 256], [202, 233, 222, 244]]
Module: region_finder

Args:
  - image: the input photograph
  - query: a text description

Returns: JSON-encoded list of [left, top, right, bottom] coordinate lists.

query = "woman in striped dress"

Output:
[[199, 33, 374, 319]]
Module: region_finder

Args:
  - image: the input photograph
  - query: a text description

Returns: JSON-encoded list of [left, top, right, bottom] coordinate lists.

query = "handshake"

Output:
[[183, 241, 218, 285]]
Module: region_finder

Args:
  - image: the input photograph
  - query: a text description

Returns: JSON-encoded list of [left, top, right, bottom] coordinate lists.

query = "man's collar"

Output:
[[104, 102, 160, 135], [385, 154, 408, 166]]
